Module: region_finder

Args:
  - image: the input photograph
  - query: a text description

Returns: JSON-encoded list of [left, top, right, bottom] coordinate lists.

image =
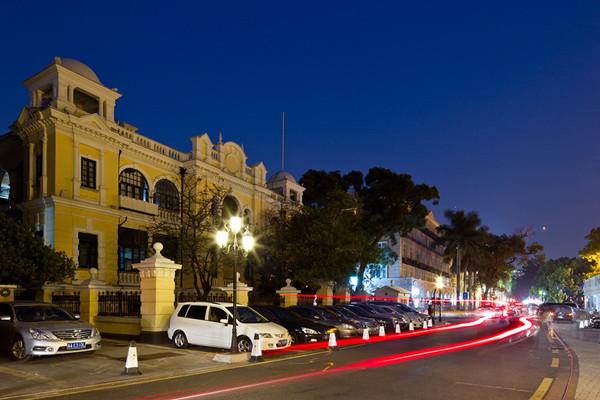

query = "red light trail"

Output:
[[149, 317, 533, 400]]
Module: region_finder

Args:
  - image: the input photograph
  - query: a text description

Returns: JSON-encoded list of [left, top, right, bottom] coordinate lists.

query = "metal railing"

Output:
[[98, 291, 141, 317], [118, 270, 140, 286], [52, 292, 81, 315], [175, 290, 230, 305]]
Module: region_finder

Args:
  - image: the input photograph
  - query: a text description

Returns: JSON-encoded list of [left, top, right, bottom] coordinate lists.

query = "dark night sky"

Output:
[[1, 1, 599, 258]]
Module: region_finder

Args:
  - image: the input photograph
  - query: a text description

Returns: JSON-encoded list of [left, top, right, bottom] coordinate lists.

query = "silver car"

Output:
[[0, 302, 101, 361]]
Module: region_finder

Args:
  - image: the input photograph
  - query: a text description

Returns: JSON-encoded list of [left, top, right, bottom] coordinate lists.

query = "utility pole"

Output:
[[456, 245, 461, 310]]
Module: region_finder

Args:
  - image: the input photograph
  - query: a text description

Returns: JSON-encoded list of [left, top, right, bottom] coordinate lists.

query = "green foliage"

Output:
[[532, 257, 591, 302], [0, 213, 76, 287], [580, 227, 600, 276]]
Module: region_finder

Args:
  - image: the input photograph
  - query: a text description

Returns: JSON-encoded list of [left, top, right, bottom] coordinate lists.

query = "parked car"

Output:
[[0, 302, 101, 361], [562, 302, 592, 322], [335, 304, 397, 331], [287, 306, 360, 337], [537, 303, 574, 322], [370, 301, 427, 328], [251, 305, 337, 344], [591, 315, 600, 329], [320, 306, 380, 334], [168, 302, 291, 352]]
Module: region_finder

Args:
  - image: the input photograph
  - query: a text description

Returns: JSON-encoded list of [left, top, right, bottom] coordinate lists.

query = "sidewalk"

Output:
[[0, 338, 236, 399], [553, 323, 600, 400]]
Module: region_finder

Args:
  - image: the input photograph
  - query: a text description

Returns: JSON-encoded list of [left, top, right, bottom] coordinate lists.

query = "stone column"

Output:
[[27, 142, 35, 200], [134, 242, 181, 343], [317, 281, 335, 306], [217, 272, 253, 306], [76, 268, 108, 323], [0, 285, 18, 302], [41, 134, 48, 196], [276, 279, 300, 308]]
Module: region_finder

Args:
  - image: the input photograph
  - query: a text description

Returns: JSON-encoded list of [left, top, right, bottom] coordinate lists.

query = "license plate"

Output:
[[277, 339, 288, 347], [67, 342, 86, 350]]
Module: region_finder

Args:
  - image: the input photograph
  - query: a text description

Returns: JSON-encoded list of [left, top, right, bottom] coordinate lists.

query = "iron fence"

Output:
[[175, 291, 230, 305], [51, 292, 81, 315], [98, 291, 141, 317]]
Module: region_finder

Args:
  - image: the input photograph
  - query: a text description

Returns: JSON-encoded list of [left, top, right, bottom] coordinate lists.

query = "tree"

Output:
[[149, 174, 229, 300], [580, 227, 600, 276], [437, 210, 488, 301], [299, 168, 439, 292], [265, 186, 365, 290], [533, 257, 592, 303], [510, 242, 545, 300], [0, 213, 76, 288]]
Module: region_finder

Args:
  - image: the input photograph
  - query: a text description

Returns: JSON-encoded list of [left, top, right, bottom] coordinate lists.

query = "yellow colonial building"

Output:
[[0, 57, 303, 297]]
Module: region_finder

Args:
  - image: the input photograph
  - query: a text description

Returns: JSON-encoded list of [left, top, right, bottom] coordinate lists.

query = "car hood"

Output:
[[244, 321, 288, 335], [16, 320, 95, 331]]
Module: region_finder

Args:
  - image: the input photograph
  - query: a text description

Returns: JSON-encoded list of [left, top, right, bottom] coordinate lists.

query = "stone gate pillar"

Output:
[[317, 281, 335, 306], [276, 279, 301, 307], [133, 242, 181, 343]]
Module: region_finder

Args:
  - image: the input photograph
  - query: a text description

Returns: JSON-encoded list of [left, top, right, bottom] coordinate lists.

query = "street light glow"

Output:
[[435, 276, 444, 289], [242, 232, 255, 252], [216, 230, 229, 248], [229, 216, 243, 234]]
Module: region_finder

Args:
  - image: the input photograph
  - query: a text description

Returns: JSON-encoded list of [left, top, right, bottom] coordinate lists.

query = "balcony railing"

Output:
[[118, 270, 140, 286], [119, 195, 159, 215]]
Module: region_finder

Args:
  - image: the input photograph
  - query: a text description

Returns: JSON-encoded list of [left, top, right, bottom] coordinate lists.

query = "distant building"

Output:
[[584, 274, 600, 311], [366, 212, 454, 305], [0, 57, 303, 291]]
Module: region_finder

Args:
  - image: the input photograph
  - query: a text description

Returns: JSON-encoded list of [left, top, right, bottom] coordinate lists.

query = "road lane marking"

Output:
[[530, 378, 553, 400], [454, 381, 532, 393], [551, 358, 559, 368]]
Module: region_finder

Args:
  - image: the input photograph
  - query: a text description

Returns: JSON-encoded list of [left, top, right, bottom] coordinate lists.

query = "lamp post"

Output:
[[435, 276, 444, 322], [216, 215, 255, 353]]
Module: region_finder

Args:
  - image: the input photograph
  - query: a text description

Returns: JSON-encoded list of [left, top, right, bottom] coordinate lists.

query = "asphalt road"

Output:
[[53, 318, 572, 400]]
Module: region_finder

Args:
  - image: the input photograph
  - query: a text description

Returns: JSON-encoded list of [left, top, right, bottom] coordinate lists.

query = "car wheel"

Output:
[[237, 336, 252, 353], [173, 331, 188, 349], [290, 333, 299, 345], [11, 336, 30, 361]]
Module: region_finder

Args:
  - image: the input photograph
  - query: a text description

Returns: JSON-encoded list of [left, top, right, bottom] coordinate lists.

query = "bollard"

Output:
[[409, 322, 415, 331], [250, 333, 263, 362], [379, 325, 385, 337], [362, 328, 370, 341], [395, 323, 401, 334], [328, 332, 337, 349], [122, 340, 142, 375]]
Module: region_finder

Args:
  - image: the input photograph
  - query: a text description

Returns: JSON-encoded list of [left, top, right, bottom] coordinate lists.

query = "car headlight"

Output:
[[260, 333, 273, 338], [376, 319, 387, 325], [401, 316, 409, 323], [29, 328, 55, 340], [341, 323, 354, 329], [301, 327, 318, 334], [91, 328, 100, 337]]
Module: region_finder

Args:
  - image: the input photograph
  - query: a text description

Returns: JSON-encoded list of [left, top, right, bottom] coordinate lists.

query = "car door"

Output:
[[206, 306, 232, 349], [0, 303, 14, 351], [183, 305, 209, 346]]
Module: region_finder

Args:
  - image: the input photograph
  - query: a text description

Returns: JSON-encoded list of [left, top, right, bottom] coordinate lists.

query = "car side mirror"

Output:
[[73, 314, 81, 320], [220, 318, 228, 325], [0, 314, 11, 321]]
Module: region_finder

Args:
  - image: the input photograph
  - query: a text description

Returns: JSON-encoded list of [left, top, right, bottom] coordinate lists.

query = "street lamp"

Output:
[[216, 215, 255, 353], [435, 276, 444, 322]]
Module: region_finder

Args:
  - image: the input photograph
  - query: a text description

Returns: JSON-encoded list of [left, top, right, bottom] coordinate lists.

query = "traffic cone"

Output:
[[250, 333, 263, 362], [379, 325, 385, 337], [362, 328, 370, 340], [122, 340, 142, 375], [328, 332, 337, 349], [409, 322, 414, 331], [579, 320, 585, 329], [395, 323, 401, 334], [423, 320, 428, 330], [585, 320, 589, 328], [428, 319, 433, 328]]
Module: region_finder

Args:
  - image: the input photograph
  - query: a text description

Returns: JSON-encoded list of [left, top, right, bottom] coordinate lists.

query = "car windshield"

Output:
[[15, 305, 75, 322], [226, 307, 268, 323], [336, 307, 360, 319], [322, 308, 344, 319]]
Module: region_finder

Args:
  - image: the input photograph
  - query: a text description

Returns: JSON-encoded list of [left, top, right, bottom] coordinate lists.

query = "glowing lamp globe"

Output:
[[241, 233, 255, 252], [216, 230, 229, 248], [229, 216, 243, 234]]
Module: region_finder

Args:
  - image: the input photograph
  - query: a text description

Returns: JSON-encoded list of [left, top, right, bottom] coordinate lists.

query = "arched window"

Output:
[[154, 179, 179, 211], [222, 195, 239, 219], [0, 169, 10, 201], [119, 168, 148, 201]]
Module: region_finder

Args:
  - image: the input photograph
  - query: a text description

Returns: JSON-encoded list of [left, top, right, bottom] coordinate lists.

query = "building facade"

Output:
[[0, 57, 303, 291], [368, 213, 454, 303], [584, 274, 600, 312]]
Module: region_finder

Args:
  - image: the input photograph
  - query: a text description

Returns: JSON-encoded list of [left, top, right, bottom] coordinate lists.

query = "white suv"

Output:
[[168, 302, 291, 352]]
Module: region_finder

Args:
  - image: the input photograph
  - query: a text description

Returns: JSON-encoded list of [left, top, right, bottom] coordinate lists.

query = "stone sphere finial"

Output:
[[285, 278, 292, 287], [153, 242, 163, 253], [90, 267, 98, 280], [236, 272, 241, 281]]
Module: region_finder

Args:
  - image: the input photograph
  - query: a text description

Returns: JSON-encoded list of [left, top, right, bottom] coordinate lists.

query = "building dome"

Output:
[[60, 58, 102, 84], [267, 171, 297, 184]]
